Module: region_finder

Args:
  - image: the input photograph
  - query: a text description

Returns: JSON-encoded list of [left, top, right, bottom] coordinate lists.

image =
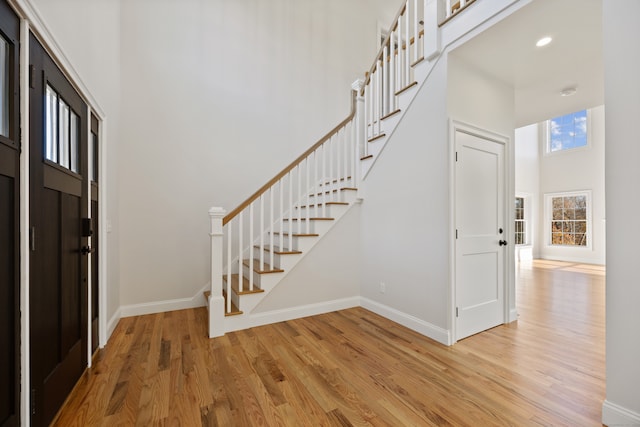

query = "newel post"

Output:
[[208, 206, 226, 338], [351, 79, 365, 187], [425, 0, 442, 60]]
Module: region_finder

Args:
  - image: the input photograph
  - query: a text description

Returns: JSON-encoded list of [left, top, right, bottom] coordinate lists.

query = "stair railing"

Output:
[[216, 91, 358, 314], [361, 0, 426, 157]]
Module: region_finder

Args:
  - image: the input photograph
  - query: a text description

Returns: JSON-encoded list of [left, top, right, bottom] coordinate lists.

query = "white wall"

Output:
[[537, 106, 606, 264], [514, 124, 540, 258], [359, 56, 450, 341], [602, 1, 640, 424], [29, 0, 122, 325]]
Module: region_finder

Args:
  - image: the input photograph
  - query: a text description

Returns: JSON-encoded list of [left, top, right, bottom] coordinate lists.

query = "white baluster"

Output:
[[390, 32, 396, 111], [288, 171, 293, 251], [405, 7, 410, 85], [260, 194, 264, 271], [397, 18, 403, 89], [342, 127, 348, 185], [376, 61, 381, 136], [414, 0, 419, 62], [306, 156, 311, 234], [226, 219, 232, 313], [238, 211, 243, 302], [249, 204, 254, 291], [382, 45, 388, 117], [322, 142, 327, 217], [270, 186, 274, 268], [279, 180, 283, 253], [297, 163, 301, 233]]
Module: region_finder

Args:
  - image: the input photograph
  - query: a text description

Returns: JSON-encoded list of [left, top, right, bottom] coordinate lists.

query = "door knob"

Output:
[[81, 245, 93, 255], [499, 240, 508, 246]]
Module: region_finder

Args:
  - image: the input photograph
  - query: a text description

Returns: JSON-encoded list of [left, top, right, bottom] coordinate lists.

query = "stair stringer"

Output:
[[223, 194, 361, 333]]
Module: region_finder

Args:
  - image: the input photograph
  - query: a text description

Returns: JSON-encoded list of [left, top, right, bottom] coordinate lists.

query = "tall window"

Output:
[[45, 84, 80, 173], [0, 35, 9, 138], [515, 197, 526, 245], [547, 110, 588, 153], [548, 192, 589, 247]]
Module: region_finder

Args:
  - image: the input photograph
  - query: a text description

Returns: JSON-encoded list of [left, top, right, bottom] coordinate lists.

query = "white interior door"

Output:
[[455, 129, 505, 340]]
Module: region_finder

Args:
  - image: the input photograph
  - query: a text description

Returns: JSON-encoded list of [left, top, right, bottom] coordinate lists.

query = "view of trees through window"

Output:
[[551, 195, 587, 246], [515, 197, 526, 245], [548, 109, 587, 152]]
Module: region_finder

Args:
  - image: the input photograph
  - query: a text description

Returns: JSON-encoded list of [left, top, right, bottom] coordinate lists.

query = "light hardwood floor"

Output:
[[52, 260, 605, 426]]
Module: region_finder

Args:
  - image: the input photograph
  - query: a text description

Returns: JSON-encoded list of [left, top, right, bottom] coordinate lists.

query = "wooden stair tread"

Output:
[[308, 187, 356, 197], [271, 232, 319, 237], [361, 154, 373, 161], [222, 290, 243, 316], [243, 259, 284, 274], [222, 273, 264, 295], [205, 290, 243, 316], [296, 202, 349, 209], [319, 176, 352, 186], [395, 81, 418, 96], [283, 217, 334, 222], [254, 245, 302, 255], [368, 133, 386, 143], [381, 109, 401, 121]]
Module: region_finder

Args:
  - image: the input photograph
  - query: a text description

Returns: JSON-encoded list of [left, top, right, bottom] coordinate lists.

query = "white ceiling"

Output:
[[450, 0, 603, 127]]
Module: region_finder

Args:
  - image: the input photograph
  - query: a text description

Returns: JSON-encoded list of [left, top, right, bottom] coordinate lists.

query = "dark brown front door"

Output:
[[29, 33, 89, 426], [90, 114, 99, 354], [0, 1, 20, 425]]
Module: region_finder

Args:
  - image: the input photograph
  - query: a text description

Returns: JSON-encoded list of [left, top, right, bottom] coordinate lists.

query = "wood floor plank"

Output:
[[52, 260, 605, 426]]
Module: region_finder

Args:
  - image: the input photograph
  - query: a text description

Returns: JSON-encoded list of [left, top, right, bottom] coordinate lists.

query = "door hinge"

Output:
[[455, 151, 458, 162], [456, 307, 459, 317], [29, 227, 36, 251], [31, 389, 36, 415], [29, 65, 35, 89], [455, 229, 458, 239]]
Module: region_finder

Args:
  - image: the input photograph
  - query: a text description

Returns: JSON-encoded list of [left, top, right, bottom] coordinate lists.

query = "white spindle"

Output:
[[238, 211, 243, 301], [279, 180, 284, 252], [376, 62, 381, 135], [382, 45, 388, 117], [298, 162, 302, 235], [390, 33, 396, 111], [446, 0, 452, 19], [270, 187, 274, 268], [405, 8, 410, 85], [306, 157, 311, 234], [329, 136, 334, 205], [322, 142, 327, 217], [414, 0, 419, 61], [342, 127, 348, 185], [226, 222, 232, 313], [249, 204, 254, 291], [259, 195, 264, 271], [288, 171, 293, 250]]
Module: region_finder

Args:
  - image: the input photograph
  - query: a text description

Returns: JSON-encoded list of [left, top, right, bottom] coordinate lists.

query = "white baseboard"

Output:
[[106, 307, 122, 341], [509, 308, 519, 323], [602, 400, 640, 426], [360, 297, 451, 345], [225, 296, 361, 333], [120, 284, 208, 318]]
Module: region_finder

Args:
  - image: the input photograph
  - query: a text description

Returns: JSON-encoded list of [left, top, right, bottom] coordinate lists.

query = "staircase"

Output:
[[206, 0, 478, 337]]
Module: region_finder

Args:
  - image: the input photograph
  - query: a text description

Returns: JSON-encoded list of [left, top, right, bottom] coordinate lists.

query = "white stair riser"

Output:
[[295, 203, 348, 218], [280, 220, 334, 235], [251, 248, 303, 271], [268, 234, 319, 252]]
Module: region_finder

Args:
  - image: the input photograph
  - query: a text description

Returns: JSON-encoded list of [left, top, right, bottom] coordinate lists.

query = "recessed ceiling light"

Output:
[[560, 87, 577, 97], [536, 36, 552, 47]]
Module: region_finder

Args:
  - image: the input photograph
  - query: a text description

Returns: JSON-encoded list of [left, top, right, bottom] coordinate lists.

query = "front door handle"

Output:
[[81, 245, 93, 255], [499, 240, 508, 246]]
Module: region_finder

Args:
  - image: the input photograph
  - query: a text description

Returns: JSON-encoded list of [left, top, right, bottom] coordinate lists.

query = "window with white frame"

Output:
[[515, 197, 527, 245], [546, 109, 588, 153], [546, 192, 590, 247]]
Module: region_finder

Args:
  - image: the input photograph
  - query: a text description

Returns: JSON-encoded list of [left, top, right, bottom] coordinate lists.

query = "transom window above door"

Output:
[[45, 84, 80, 173]]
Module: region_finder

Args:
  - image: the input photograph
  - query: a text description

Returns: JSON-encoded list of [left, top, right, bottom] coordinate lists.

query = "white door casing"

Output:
[[454, 126, 507, 340]]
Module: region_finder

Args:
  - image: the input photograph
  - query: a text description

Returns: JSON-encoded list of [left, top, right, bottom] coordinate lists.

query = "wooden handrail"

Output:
[[363, 2, 408, 90], [223, 90, 357, 225]]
